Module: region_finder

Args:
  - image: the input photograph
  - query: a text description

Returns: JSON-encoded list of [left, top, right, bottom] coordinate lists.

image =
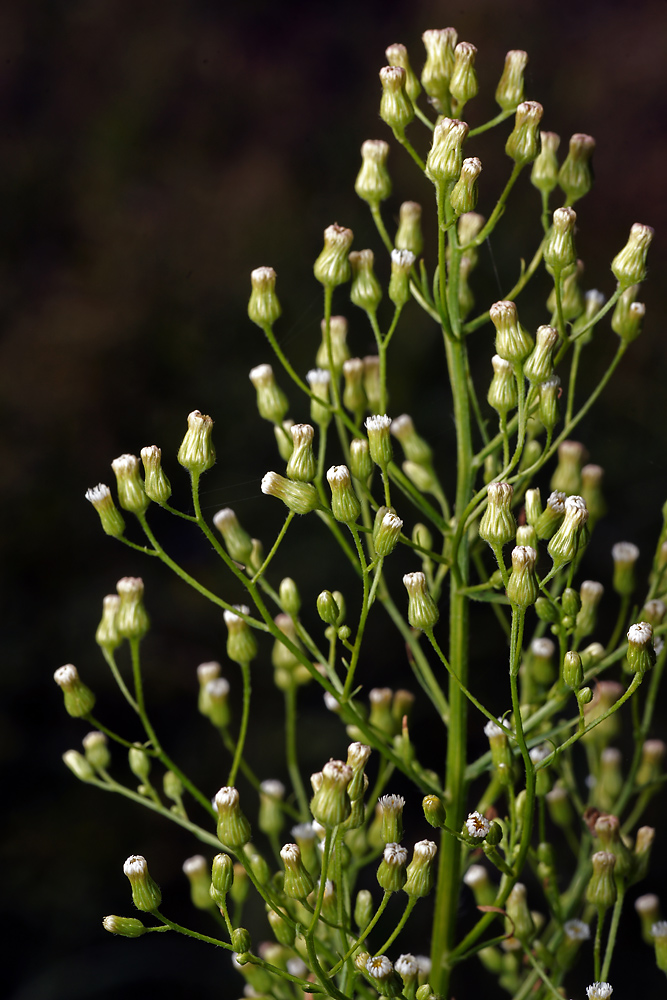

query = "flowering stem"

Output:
[[469, 163, 523, 246], [377, 896, 417, 953], [371, 203, 393, 254], [250, 511, 295, 583], [100, 647, 139, 713], [227, 660, 251, 787], [601, 881, 625, 981], [153, 910, 233, 949], [392, 127, 426, 171], [284, 683, 310, 821]]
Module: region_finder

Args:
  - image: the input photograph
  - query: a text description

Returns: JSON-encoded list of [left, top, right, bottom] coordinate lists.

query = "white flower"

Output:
[[395, 954, 418, 978], [563, 918, 590, 941], [465, 811, 490, 838], [463, 864, 488, 887], [586, 983, 613, 1000], [383, 843, 408, 865], [652, 920, 667, 938], [366, 955, 393, 980], [484, 717, 504, 738]]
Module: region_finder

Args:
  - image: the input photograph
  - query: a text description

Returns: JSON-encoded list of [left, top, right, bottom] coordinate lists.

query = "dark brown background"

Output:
[[3, 1, 667, 997]]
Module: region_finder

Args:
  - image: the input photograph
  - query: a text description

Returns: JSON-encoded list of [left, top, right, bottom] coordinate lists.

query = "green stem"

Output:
[[328, 892, 392, 976], [251, 511, 295, 583], [378, 896, 417, 953], [227, 660, 251, 787], [601, 882, 625, 981], [153, 910, 233, 948], [285, 683, 309, 821]]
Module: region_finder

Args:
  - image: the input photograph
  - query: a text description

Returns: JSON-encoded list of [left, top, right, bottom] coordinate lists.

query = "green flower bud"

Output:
[[365, 414, 393, 468], [450, 156, 482, 216], [378, 793, 405, 843], [346, 741, 371, 800], [248, 266, 281, 327], [611, 223, 653, 288], [528, 636, 556, 686], [363, 355, 382, 412], [116, 576, 149, 640], [310, 759, 353, 828], [586, 850, 617, 911], [327, 465, 361, 524], [547, 495, 589, 571], [231, 927, 251, 960], [366, 954, 402, 997], [545, 784, 574, 831], [85, 483, 126, 538], [524, 325, 559, 384], [637, 738, 666, 786], [340, 361, 366, 424], [54, 664, 95, 718], [386, 42, 421, 102], [82, 730, 110, 771], [103, 914, 147, 937], [524, 489, 542, 527], [377, 842, 408, 892], [395, 201, 424, 257], [123, 855, 162, 913], [594, 814, 633, 879], [463, 864, 496, 907], [561, 587, 581, 617], [505, 882, 535, 943], [632, 825, 655, 884], [354, 888, 374, 929], [516, 524, 537, 549], [553, 919, 591, 970], [421, 28, 458, 112], [313, 223, 353, 289], [215, 786, 251, 849], [562, 650, 583, 691], [249, 364, 289, 425], [450, 41, 478, 106], [210, 852, 234, 906], [389, 248, 416, 308], [182, 855, 213, 911], [390, 414, 433, 466], [611, 285, 645, 343], [547, 258, 585, 320], [282, 423, 315, 484], [479, 482, 516, 548], [403, 571, 439, 630], [273, 418, 294, 462], [531, 131, 560, 193], [258, 779, 285, 838], [95, 594, 121, 653], [573, 580, 603, 641], [484, 718, 513, 781], [495, 49, 528, 111], [199, 671, 230, 728], [379, 66, 414, 132], [223, 604, 257, 663], [212, 507, 254, 566], [612, 540, 640, 595], [276, 579, 300, 622], [140, 445, 171, 504], [544, 207, 577, 275], [506, 101, 543, 165], [421, 794, 446, 829], [558, 133, 595, 204], [374, 508, 403, 557], [507, 545, 539, 609], [317, 315, 350, 375], [317, 590, 341, 627], [355, 139, 392, 207], [594, 747, 623, 812], [260, 471, 321, 515], [537, 376, 561, 433], [128, 742, 151, 783], [404, 839, 438, 898], [350, 251, 382, 314], [489, 300, 533, 364], [271, 613, 304, 675], [634, 894, 660, 945], [487, 354, 518, 417], [580, 464, 606, 525], [626, 622, 656, 677], [652, 919, 667, 972], [402, 460, 439, 495], [458, 209, 485, 253], [177, 409, 215, 475], [535, 490, 566, 540], [426, 117, 469, 186], [111, 454, 150, 515], [306, 367, 331, 428], [267, 907, 295, 948], [62, 749, 96, 782]]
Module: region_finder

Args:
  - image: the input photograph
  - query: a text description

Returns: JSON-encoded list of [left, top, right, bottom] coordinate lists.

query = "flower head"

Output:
[[465, 811, 490, 838]]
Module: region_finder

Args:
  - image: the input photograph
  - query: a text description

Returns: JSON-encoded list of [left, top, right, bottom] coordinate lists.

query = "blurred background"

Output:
[[3, 0, 667, 997]]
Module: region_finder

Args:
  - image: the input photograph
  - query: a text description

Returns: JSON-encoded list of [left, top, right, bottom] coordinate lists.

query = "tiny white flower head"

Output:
[[627, 621, 653, 646], [586, 984, 613, 1000], [85, 483, 111, 505], [54, 664, 79, 688], [379, 793, 405, 811], [366, 954, 393, 980], [529, 743, 550, 764], [323, 691, 340, 712], [365, 413, 392, 432], [206, 678, 230, 699], [391, 247, 416, 270], [463, 864, 488, 887], [383, 843, 408, 865], [484, 717, 504, 738], [413, 839, 438, 860], [280, 843, 301, 864], [652, 920, 667, 938], [395, 953, 418, 978], [306, 367, 331, 390], [286, 957, 308, 978], [182, 855, 207, 876], [291, 822, 317, 842], [563, 918, 590, 941], [223, 605, 250, 627], [197, 661, 221, 684], [123, 855, 148, 877], [415, 955, 432, 975], [260, 779, 285, 798], [531, 637, 555, 658], [214, 786, 239, 812], [465, 811, 490, 838]]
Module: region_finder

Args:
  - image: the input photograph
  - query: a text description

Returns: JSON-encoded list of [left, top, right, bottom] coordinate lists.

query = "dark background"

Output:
[[3, 1, 667, 997]]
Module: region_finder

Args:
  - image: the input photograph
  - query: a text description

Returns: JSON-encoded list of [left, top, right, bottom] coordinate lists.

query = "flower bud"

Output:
[[354, 888, 374, 929], [421, 28, 458, 113], [283, 423, 316, 483], [586, 850, 617, 910], [379, 65, 414, 131], [390, 414, 433, 466], [531, 131, 560, 193], [366, 954, 401, 996], [426, 117, 469, 186], [215, 786, 251, 849], [395, 201, 424, 257], [535, 490, 566, 540], [548, 257, 585, 320], [313, 224, 353, 289], [224, 605, 258, 664], [355, 139, 392, 207], [516, 524, 537, 549], [327, 465, 361, 524], [231, 927, 251, 961], [54, 663, 95, 717], [363, 355, 382, 412], [249, 364, 289, 425], [555, 918, 590, 969], [139, 445, 171, 504], [450, 42, 478, 106], [524, 325, 559, 384], [386, 42, 421, 102], [422, 794, 447, 829], [404, 839, 438, 897], [377, 842, 408, 892], [395, 954, 419, 990], [365, 414, 393, 468], [209, 852, 234, 907], [652, 920, 667, 973], [111, 454, 150, 515], [507, 546, 539, 609], [103, 914, 147, 937], [344, 442, 370, 489], [277, 578, 300, 621], [62, 749, 96, 782], [310, 759, 353, 827], [211, 510, 253, 567], [547, 495, 589, 572], [489, 300, 533, 364], [403, 571, 439, 630], [389, 248, 416, 308], [203, 676, 231, 728], [465, 811, 491, 840], [261, 471, 321, 515], [123, 855, 162, 912], [558, 133, 595, 204], [317, 315, 350, 375], [463, 864, 496, 907], [82, 730, 110, 771], [626, 622, 656, 677], [552, 441, 586, 497], [85, 483, 126, 538], [495, 49, 528, 111], [637, 738, 666, 786], [487, 354, 518, 417], [479, 482, 516, 548], [595, 813, 633, 878], [450, 156, 482, 216], [177, 410, 215, 475], [350, 251, 382, 314], [580, 463, 606, 526], [306, 367, 331, 428], [505, 101, 543, 165], [248, 266, 281, 327], [378, 793, 405, 843], [316, 590, 341, 627], [95, 594, 122, 653], [611, 223, 653, 288], [576, 580, 604, 640], [116, 576, 149, 640], [612, 541, 640, 596], [544, 207, 577, 275], [505, 882, 535, 943], [128, 742, 150, 785], [182, 855, 213, 910], [635, 894, 660, 944], [374, 508, 403, 557], [632, 825, 655, 884], [611, 285, 645, 344]]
